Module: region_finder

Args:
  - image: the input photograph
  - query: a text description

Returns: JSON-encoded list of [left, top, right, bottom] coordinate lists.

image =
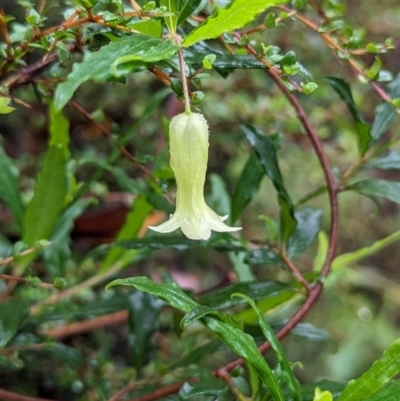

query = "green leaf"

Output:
[[231, 152, 264, 223], [337, 338, 400, 401], [100, 196, 152, 272], [107, 277, 284, 401], [176, 0, 203, 27], [233, 293, 302, 401], [244, 249, 284, 266], [366, 150, 400, 170], [370, 73, 400, 141], [19, 145, 68, 272], [183, 0, 287, 47], [126, 291, 163, 373], [43, 198, 93, 277], [180, 305, 217, 329], [127, 19, 163, 37], [365, 57, 382, 80], [313, 387, 333, 401], [49, 101, 70, 159], [186, 53, 266, 70], [54, 35, 178, 110], [169, 339, 222, 369], [288, 207, 323, 260], [365, 381, 400, 401], [106, 276, 198, 312], [204, 315, 285, 401], [0, 97, 16, 114], [0, 144, 25, 229], [241, 124, 296, 244], [350, 179, 400, 204], [197, 280, 291, 309], [324, 76, 371, 155], [179, 373, 228, 400], [332, 228, 400, 270], [0, 301, 29, 347]]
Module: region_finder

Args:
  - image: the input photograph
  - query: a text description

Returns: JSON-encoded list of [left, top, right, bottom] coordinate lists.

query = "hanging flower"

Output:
[[149, 112, 241, 240]]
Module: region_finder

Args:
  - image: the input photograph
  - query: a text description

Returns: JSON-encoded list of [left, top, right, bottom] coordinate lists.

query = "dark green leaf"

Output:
[[186, 53, 266, 70], [179, 373, 228, 400], [244, 249, 284, 266], [366, 150, 400, 170], [289, 323, 332, 343], [169, 339, 221, 369], [324, 76, 371, 155], [54, 35, 178, 110], [0, 144, 25, 230], [231, 152, 264, 223], [288, 207, 323, 260], [0, 301, 29, 347], [370, 73, 400, 141], [126, 291, 163, 373], [241, 124, 296, 244], [106, 276, 198, 312], [183, 0, 287, 47], [43, 198, 93, 277], [197, 280, 291, 309], [365, 381, 400, 401], [350, 179, 400, 205], [233, 294, 302, 401], [19, 145, 68, 272], [176, 0, 203, 26], [337, 338, 400, 401], [180, 305, 215, 329], [204, 315, 285, 401]]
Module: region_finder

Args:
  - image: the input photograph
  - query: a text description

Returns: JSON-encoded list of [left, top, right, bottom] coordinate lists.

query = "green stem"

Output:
[[178, 48, 191, 113]]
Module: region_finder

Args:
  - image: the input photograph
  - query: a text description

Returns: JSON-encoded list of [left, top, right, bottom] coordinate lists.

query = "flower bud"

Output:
[[149, 112, 241, 240]]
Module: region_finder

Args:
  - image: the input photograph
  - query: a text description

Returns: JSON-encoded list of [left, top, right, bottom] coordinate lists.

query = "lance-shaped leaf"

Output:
[[0, 144, 25, 230], [183, 0, 287, 47], [350, 179, 400, 205], [107, 277, 285, 401], [337, 338, 400, 401], [241, 124, 296, 244], [370, 72, 400, 141], [54, 35, 178, 110], [231, 152, 264, 223], [325, 76, 371, 155]]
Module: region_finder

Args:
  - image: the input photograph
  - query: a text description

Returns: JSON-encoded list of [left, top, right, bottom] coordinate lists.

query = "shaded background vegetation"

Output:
[[0, 0, 399, 399]]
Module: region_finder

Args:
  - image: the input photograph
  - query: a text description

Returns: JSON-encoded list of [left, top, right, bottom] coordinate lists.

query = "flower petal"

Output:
[[204, 207, 242, 233], [149, 214, 180, 233]]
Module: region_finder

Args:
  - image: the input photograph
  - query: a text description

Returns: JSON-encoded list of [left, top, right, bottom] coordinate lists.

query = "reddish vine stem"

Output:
[[0, 389, 59, 401]]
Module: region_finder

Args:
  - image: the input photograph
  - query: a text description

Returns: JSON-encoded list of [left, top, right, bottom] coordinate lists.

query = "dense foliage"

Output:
[[0, 0, 399, 400]]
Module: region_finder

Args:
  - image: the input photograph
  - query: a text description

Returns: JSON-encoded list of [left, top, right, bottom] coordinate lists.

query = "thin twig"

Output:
[[0, 274, 53, 288], [42, 310, 128, 338], [278, 5, 399, 111], [0, 343, 48, 355], [70, 101, 158, 183], [178, 48, 191, 113], [279, 251, 312, 293], [30, 263, 123, 314]]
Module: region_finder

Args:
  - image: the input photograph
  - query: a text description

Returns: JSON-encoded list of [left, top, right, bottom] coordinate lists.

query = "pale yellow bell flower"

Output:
[[149, 112, 241, 240]]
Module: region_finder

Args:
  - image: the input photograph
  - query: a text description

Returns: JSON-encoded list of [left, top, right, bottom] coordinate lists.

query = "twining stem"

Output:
[[178, 48, 191, 113]]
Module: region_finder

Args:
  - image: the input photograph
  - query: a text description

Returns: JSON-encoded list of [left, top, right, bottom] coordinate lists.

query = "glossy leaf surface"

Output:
[[325, 76, 371, 155], [183, 0, 286, 47], [231, 152, 264, 223], [350, 179, 400, 204], [337, 338, 400, 401], [241, 124, 296, 244], [54, 36, 178, 110]]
